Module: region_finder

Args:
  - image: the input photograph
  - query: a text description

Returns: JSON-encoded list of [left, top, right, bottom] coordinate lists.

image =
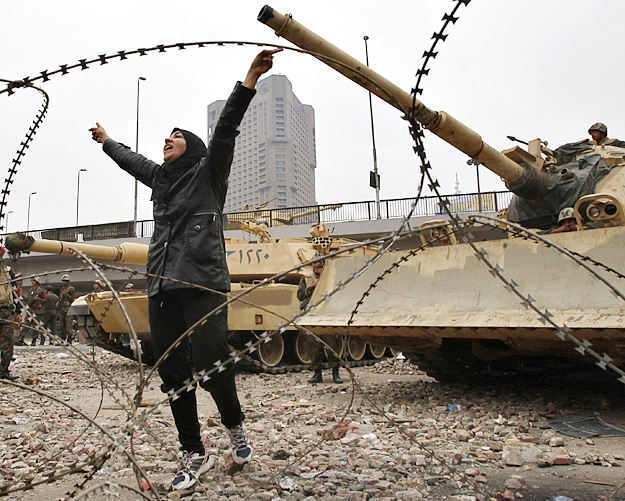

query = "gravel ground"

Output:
[[1, 347, 624, 500]]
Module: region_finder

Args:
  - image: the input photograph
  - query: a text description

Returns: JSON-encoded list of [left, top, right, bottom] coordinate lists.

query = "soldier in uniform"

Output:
[[588, 123, 625, 147], [297, 255, 343, 384], [25, 276, 46, 346], [551, 207, 586, 234], [41, 285, 59, 344], [92, 280, 104, 293], [58, 274, 77, 343], [0, 266, 19, 381]]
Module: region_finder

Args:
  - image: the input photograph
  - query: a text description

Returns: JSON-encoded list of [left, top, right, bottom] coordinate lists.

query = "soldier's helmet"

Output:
[[588, 122, 608, 135], [32, 276, 41, 284], [558, 207, 575, 222], [312, 252, 326, 262], [45, 285, 53, 292], [61, 274, 71, 281], [93, 279, 104, 287], [125, 283, 134, 289]]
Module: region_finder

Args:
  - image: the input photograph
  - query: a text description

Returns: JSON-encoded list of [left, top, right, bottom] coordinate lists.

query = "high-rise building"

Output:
[[207, 74, 317, 212]]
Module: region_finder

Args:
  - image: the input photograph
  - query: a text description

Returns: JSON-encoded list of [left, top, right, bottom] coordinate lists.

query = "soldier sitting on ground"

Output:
[[298, 255, 343, 384], [588, 123, 625, 148]]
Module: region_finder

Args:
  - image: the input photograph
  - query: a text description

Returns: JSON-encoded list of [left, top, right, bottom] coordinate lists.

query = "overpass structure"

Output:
[[6, 191, 511, 295]]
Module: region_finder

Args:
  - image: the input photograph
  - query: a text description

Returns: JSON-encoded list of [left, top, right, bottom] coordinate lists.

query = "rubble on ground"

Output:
[[0, 348, 623, 500]]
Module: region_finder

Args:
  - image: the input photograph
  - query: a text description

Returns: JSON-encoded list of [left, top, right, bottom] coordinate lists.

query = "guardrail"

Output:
[[6, 190, 512, 242]]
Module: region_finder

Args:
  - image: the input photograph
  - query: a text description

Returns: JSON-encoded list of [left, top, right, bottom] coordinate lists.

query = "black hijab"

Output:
[[152, 128, 207, 203]]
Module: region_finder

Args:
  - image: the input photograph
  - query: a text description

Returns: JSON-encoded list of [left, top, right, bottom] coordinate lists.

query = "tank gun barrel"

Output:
[[5, 233, 148, 265], [258, 6, 542, 189]]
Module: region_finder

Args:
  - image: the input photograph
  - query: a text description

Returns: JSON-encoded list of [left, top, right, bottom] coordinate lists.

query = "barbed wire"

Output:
[[2, 2, 624, 499], [0, 84, 49, 232]]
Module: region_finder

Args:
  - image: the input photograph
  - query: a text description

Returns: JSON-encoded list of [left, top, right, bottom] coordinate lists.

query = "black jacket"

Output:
[[103, 82, 255, 296]]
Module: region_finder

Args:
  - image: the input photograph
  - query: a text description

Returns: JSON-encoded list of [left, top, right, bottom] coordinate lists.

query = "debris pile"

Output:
[[0, 348, 623, 500], [369, 356, 424, 376]]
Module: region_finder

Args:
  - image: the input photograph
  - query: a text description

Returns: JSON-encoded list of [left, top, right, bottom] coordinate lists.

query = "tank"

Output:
[[4, 226, 388, 369], [257, 6, 625, 380]]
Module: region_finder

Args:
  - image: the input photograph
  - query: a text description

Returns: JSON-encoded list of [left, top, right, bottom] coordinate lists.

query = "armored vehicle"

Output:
[[256, 6, 625, 380], [5, 225, 388, 368]]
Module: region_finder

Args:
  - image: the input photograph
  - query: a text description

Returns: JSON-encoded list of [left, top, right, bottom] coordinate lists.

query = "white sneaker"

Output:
[[171, 450, 214, 490], [227, 422, 254, 464]]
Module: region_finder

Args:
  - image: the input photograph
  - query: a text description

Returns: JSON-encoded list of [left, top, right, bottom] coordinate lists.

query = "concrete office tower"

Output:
[[207, 74, 317, 212]]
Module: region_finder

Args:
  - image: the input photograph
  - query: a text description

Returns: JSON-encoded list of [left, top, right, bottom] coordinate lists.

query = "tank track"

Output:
[[84, 327, 384, 373], [235, 353, 383, 374]]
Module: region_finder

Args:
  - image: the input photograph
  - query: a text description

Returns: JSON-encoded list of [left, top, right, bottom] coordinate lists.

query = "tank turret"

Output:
[[257, 6, 625, 230]]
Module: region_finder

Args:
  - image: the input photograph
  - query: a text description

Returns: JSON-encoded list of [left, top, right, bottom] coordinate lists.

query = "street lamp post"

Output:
[[135, 76, 146, 233], [364, 36, 381, 219], [467, 159, 483, 212], [5, 210, 12, 233], [76, 168, 87, 226], [27, 192, 36, 232]]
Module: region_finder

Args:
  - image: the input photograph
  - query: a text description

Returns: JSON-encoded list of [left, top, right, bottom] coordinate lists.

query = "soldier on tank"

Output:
[[41, 285, 59, 344], [298, 255, 343, 384], [92, 279, 104, 293], [58, 274, 76, 343], [551, 207, 585, 234], [588, 123, 625, 147], [25, 276, 46, 346]]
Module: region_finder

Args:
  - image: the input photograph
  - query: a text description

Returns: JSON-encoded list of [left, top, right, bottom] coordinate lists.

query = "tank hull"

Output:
[[84, 283, 300, 336], [300, 227, 625, 364]]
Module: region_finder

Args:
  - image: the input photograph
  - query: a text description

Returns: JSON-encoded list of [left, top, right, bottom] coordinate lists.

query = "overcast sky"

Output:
[[2, 0, 623, 232]]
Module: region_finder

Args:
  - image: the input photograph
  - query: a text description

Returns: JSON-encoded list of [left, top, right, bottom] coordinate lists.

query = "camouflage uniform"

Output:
[[598, 137, 625, 148], [0, 306, 14, 377], [588, 123, 625, 147], [41, 290, 59, 343], [0, 266, 19, 379], [58, 285, 76, 342], [25, 285, 46, 345]]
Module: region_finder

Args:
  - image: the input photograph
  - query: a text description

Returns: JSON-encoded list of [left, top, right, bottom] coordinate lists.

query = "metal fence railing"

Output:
[[223, 190, 511, 230], [6, 191, 512, 242]]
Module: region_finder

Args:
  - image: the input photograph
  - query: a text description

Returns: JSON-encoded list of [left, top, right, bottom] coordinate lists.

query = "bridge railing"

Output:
[[5, 190, 512, 242], [222, 190, 511, 230]]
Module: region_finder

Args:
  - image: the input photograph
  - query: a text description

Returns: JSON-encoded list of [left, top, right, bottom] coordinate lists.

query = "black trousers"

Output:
[[149, 288, 244, 453]]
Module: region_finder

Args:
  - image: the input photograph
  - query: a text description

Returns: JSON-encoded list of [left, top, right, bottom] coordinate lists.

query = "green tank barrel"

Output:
[[258, 5, 536, 187]]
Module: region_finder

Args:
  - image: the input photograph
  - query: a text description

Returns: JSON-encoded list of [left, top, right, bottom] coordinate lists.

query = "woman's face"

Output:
[[163, 131, 187, 163]]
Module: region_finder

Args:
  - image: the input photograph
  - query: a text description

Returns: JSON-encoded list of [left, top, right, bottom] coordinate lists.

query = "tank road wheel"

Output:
[[256, 332, 285, 367], [347, 337, 367, 361], [290, 331, 318, 364], [386, 347, 400, 357], [367, 343, 387, 359]]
